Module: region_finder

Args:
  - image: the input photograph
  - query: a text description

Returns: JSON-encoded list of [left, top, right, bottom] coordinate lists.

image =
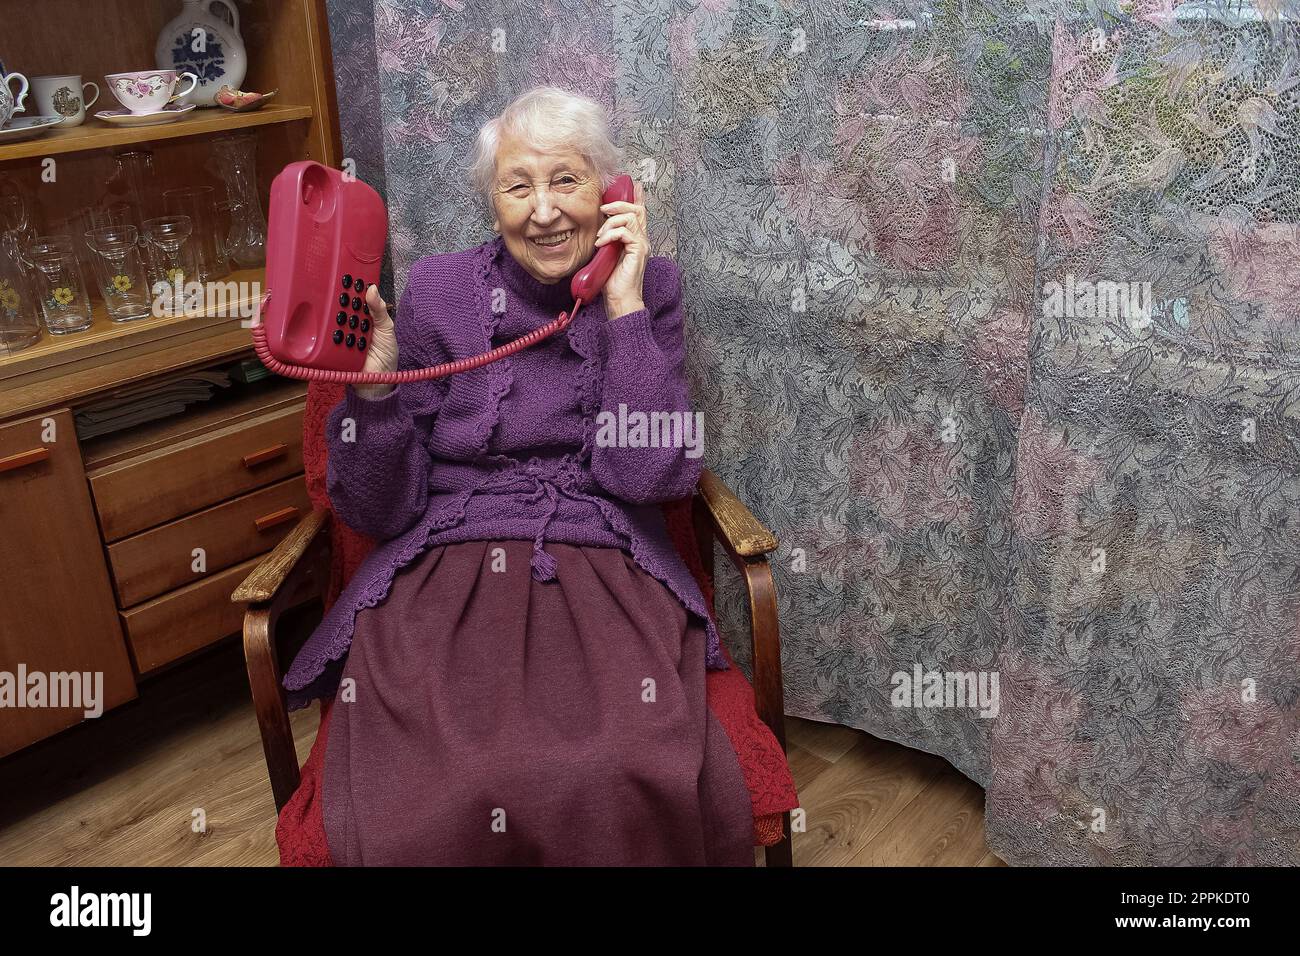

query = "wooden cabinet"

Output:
[[0, 375, 313, 754], [0, 410, 137, 758], [0, 0, 340, 756], [83, 380, 309, 675]]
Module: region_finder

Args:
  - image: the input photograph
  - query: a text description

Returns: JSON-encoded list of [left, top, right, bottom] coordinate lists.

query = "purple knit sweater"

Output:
[[282, 235, 726, 709]]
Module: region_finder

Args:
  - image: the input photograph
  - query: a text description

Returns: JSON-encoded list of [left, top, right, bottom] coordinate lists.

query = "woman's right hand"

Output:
[[354, 285, 398, 399]]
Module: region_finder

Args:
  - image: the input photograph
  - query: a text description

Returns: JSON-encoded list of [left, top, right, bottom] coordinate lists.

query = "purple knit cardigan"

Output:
[[282, 235, 726, 709]]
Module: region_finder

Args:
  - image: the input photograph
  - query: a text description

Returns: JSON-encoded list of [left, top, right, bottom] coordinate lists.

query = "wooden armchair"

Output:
[[232, 467, 793, 866]]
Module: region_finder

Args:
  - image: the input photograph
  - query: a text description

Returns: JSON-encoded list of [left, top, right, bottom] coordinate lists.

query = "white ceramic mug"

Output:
[[104, 69, 198, 114], [30, 75, 100, 127], [0, 70, 29, 127]]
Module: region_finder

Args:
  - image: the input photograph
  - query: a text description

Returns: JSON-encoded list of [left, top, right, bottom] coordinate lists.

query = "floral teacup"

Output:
[[105, 70, 198, 114]]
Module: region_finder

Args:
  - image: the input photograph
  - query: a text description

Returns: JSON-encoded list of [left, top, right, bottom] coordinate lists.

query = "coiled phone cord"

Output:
[[250, 293, 583, 384]]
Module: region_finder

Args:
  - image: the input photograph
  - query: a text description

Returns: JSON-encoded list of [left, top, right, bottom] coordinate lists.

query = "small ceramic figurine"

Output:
[[215, 85, 277, 112]]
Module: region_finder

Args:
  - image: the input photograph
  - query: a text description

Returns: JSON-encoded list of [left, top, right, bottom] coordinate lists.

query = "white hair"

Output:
[[467, 86, 623, 209]]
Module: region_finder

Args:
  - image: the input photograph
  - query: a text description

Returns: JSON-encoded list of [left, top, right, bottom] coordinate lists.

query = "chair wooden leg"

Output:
[[741, 558, 787, 753], [742, 560, 793, 866], [243, 605, 301, 813], [239, 522, 332, 813], [692, 491, 795, 865]]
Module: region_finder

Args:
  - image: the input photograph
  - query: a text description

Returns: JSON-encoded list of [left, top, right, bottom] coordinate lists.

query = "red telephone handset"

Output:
[[252, 162, 635, 384]]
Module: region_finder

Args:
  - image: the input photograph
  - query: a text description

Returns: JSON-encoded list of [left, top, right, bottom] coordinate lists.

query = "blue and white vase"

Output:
[[154, 0, 247, 108]]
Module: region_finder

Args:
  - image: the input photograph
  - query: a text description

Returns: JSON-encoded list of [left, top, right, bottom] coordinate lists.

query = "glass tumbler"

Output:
[[142, 215, 198, 314], [85, 225, 151, 322], [163, 185, 227, 281], [27, 235, 93, 334], [68, 204, 116, 303]]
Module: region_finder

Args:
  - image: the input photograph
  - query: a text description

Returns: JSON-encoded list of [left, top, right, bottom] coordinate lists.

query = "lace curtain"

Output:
[[325, 0, 1300, 865]]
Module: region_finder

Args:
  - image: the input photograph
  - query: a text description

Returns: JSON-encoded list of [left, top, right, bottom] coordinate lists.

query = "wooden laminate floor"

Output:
[[0, 638, 1005, 866]]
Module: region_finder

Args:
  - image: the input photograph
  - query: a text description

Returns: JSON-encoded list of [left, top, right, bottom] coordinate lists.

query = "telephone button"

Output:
[[336, 311, 347, 326], [355, 280, 366, 295], [360, 318, 370, 332], [338, 292, 350, 307], [351, 296, 362, 310], [332, 329, 344, 344], [348, 314, 359, 329], [357, 336, 367, 351], [342, 274, 353, 289], [345, 332, 356, 348]]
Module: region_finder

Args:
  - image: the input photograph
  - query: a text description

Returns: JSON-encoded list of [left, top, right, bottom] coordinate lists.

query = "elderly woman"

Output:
[[279, 86, 754, 865]]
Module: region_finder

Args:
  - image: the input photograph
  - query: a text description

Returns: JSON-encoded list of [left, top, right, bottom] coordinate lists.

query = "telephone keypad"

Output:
[[337, 275, 368, 342]]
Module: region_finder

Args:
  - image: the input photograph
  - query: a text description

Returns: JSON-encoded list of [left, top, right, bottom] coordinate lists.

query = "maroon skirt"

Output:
[[322, 538, 754, 865]]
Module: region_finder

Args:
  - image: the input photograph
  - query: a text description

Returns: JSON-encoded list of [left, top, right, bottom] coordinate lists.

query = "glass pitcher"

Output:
[[208, 132, 266, 268], [0, 230, 41, 354], [106, 150, 159, 232]]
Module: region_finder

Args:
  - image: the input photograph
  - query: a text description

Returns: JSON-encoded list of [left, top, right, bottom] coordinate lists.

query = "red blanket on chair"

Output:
[[276, 383, 798, 864]]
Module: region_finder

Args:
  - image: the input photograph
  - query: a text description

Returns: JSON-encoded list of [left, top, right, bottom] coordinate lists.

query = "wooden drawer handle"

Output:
[[0, 447, 50, 474], [242, 443, 288, 468], [255, 506, 301, 533]]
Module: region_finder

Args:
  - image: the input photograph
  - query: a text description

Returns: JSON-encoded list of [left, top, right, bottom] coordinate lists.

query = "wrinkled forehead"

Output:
[[494, 134, 593, 181]]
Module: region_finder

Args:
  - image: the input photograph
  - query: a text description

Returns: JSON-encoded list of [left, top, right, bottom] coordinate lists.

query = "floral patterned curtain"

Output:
[[325, 0, 1300, 865]]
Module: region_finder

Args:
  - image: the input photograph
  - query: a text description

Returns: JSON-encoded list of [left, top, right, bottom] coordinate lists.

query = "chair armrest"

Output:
[[231, 507, 331, 604], [695, 468, 777, 559], [691, 470, 786, 754]]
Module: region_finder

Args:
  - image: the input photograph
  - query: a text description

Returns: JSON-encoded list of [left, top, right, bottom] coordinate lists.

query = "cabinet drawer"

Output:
[[120, 555, 264, 675], [107, 475, 312, 607], [88, 401, 305, 542]]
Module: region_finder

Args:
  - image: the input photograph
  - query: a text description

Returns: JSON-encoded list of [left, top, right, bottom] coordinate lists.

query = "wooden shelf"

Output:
[[0, 105, 313, 163], [0, 325, 258, 420], [0, 266, 265, 400]]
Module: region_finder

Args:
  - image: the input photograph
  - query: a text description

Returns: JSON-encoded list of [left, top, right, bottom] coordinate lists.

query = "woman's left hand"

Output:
[[595, 180, 648, 320]]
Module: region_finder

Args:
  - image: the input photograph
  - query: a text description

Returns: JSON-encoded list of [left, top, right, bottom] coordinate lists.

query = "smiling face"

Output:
[[491, 129, 605, 285]]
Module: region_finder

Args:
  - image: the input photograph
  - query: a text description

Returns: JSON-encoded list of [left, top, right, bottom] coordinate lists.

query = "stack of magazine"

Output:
[[74, 369, 232, 440]]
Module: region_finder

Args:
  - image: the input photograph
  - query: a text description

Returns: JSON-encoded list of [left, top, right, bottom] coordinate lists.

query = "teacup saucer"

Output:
[[94, 104, 197, 127], [0, 115, 63, 143]]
